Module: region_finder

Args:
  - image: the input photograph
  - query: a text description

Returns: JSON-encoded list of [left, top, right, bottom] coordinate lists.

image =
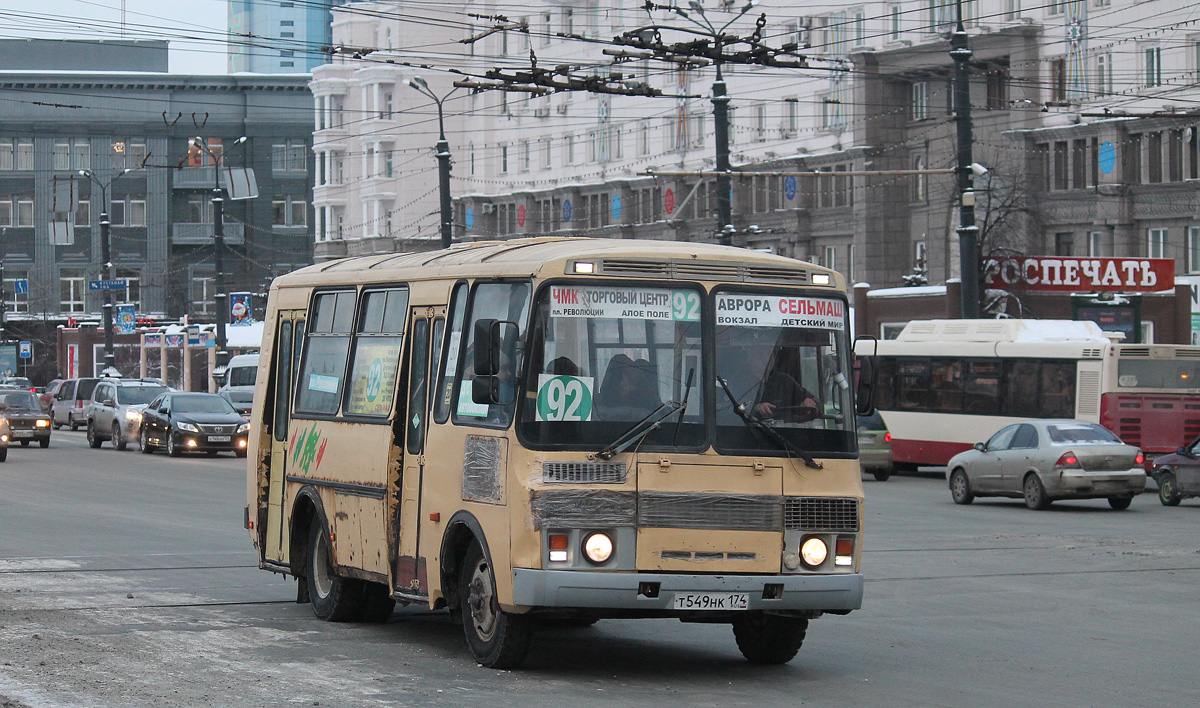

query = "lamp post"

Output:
[[78, 167, 132, 372], [188, 136, 247, 372], [407, 76, 458, 249], [670, 0, 759, 245]]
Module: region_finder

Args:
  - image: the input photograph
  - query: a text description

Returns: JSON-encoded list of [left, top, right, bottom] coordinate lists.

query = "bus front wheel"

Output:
[[460, 541, 532, 669], [731, 613, 808, 664], [305, 522, 362, 622]]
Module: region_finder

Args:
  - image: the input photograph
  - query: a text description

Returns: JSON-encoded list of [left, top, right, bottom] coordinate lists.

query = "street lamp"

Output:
[[78, 167, 132, 372], [188, 135, 247, 373], [669, 0, 760, 245], [407, 76, 458, 249]]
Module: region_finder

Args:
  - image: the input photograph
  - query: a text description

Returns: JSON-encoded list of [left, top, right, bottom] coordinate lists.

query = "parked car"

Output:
[[50, 377, 103, 430], [138, 392, 249, 458], [85, 379, 170, 450], [0, 376, 35, 391], [946, 420, 1146, 510], [39, 379, 64, 414], [217, 353, 258, 416], [0, 390, 52, 447], [857, 411, 893, 481], [1150, 436, 1200, 505]]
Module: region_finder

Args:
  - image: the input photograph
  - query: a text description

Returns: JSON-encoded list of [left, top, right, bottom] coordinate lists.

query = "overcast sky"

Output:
[[0, 0, 227, 73]]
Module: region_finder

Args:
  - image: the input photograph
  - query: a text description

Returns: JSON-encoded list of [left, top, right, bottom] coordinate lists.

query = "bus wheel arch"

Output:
[[288, 488, 326, 600], [439, 511, 490, 618]]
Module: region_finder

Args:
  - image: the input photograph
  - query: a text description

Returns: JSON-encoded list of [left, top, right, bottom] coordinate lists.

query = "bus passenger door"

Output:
[[265, 310, 305, 564], [392, 307, 442, 594]]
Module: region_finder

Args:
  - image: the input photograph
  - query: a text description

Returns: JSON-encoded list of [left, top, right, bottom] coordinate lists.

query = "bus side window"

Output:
[[1040, 361, 1076, 418], [434, 282, 468, 425], [929, 359, 963, 412], [295, 290, 355, 416], [452, 281, 532, 428], [1002, 359, 1040, 416], [874, 357, 895, 409], [896, 358, 930, 410], [963, 360, 1001, 415]]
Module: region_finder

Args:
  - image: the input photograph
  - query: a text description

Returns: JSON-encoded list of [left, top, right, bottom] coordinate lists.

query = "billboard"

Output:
[[983, 256, 1175, 293]]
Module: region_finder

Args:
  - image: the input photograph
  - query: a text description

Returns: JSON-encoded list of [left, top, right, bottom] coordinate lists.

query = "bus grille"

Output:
[[638, 493, 783, 531], [785, 497, 860, 532], [542, 461, 627, 484]]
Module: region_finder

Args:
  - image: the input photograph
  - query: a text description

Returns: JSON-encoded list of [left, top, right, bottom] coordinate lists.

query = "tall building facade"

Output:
[[0, 69, 315, 380], [229, 1, 348, 73], [311, 1, 1200, 300]]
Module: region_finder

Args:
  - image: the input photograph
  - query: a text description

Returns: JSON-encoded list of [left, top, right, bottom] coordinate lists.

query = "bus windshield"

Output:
[[713, 289, 855, 455], [518, 283, 705, 449]]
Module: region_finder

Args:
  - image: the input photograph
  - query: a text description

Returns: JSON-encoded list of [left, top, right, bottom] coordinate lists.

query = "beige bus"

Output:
[[246, 237, 871, 668]]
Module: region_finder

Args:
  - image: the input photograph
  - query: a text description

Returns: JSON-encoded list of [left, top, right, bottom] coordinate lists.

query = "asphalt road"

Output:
[[2, 430, 1198, 707]]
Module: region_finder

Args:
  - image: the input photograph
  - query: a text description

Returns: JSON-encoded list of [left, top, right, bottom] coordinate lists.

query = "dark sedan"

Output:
[[1151, 436, 1200, 505], [1, 390, 52, 448], [138, 392, 249, 458]]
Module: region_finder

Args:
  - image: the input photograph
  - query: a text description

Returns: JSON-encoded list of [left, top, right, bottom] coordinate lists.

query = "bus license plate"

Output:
[[671, 592, 750, 611], [208, 435, 231, 442]]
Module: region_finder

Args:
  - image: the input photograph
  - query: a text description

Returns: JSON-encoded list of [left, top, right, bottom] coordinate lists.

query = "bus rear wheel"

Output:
[[731, 613, 808, 664], [460, 541, 531, 669], [305, 522, 363, 622]]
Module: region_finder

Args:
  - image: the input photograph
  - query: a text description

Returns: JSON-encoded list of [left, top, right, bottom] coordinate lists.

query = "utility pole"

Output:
[[79, 168, 130, 372], [191, 136, 246, 374], [952, 1, 980, 318]]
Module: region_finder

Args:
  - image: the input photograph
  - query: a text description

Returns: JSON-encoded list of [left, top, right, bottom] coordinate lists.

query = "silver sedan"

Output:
[[947, 420, 1146, 510]]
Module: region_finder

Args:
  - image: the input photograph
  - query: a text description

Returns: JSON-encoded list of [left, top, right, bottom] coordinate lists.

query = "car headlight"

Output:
[[582, 533, 614, 564], [125, 410, 142, 421], [799, 537, 829, 569], [237, 422, 250, 434], [176, 422, 199, 433], [35, 419, 49, 428]]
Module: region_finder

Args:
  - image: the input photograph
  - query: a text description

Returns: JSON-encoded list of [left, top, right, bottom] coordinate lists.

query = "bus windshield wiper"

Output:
[[716, 376, 823, 470], [594, 399, 685, 461]]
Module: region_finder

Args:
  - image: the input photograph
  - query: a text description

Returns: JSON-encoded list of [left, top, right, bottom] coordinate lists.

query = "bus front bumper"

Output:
[[512, 569, 863, 612]]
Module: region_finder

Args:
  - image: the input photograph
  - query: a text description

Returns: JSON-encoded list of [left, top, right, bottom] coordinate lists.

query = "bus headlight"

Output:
[[582, 533, 614, 564], [799, 537, 828, 569]]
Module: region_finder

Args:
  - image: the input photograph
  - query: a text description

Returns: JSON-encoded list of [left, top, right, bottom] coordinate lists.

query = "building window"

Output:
[[639, 120, 650, 155], [1189, 227, 1200, 273], [3, 271, 28, 314], [272, 195, 307, 226], [784, 98, 798, 136], [1096, 52, 1113, 95], [1053, 142, 1068, 190], [500, 144, 509, 173], [16, 139, 33, 170], [912, 156, 927, 201], [0, 198, 10, 227], [117, 269, 141, 310], [75, 199, 90, 227], [272, 140, 306, 171], [890, 5, 902, 40], [1049, 0, 1065, 15], [911, 81, 928, 120], [1148, 132, 1163, 183], [1054, 232, 1074, 256], [16, 198, 32, 227], [382, 92, 393, 119], [541, 138, 552, 169], [566, 134, 575, 165], [53, 140, 70, 171], [986, 68, 1008, 109], [129, 199, 146, 227], [1088, 230, 1104, 257], [1147, 228, 1168, 259], [1006, 0, 1021, 20], [60, 270, 85, 314], [1145, 46, 1163, 87], [192, 274, 215, 316], [823, 245, 837, 270], [520, 140, 530, 172], [1050, 58, 1066, 103], [384, 150, 393, 178]]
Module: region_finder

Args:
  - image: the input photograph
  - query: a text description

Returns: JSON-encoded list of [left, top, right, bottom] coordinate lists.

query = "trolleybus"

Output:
[[856, 319, 1200, 469], [246, 237, 872, 668]]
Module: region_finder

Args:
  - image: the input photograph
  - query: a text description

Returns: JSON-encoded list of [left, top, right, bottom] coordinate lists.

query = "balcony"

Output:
[[174, 167, 221, 190], [171, 222, 245, 245]]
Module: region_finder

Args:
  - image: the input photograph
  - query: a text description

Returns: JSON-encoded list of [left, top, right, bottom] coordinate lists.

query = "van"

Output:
[[50, 377, 104, 430], [218, 353, 258, 415]]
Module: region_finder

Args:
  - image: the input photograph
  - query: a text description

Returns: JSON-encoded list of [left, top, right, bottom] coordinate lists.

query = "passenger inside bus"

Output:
[[547, 356, 579, 376], [595, 354, 661, 420]]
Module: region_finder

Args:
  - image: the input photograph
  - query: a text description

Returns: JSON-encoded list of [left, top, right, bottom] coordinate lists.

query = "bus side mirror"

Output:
[[854, 356, 877, 416], [474, 319, 501, 376]]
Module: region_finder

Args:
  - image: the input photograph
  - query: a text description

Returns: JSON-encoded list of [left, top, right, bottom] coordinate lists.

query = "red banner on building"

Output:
[[982, 256, 1175, 293]]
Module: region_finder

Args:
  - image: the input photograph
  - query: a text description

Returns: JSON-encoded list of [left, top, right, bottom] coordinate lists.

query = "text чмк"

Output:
[[552, 287, 669, 307]]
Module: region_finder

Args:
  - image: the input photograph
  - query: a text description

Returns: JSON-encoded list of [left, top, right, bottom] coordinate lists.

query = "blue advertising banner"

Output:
[[230, 292, 252, 326], [116, 304, 136, 334]]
